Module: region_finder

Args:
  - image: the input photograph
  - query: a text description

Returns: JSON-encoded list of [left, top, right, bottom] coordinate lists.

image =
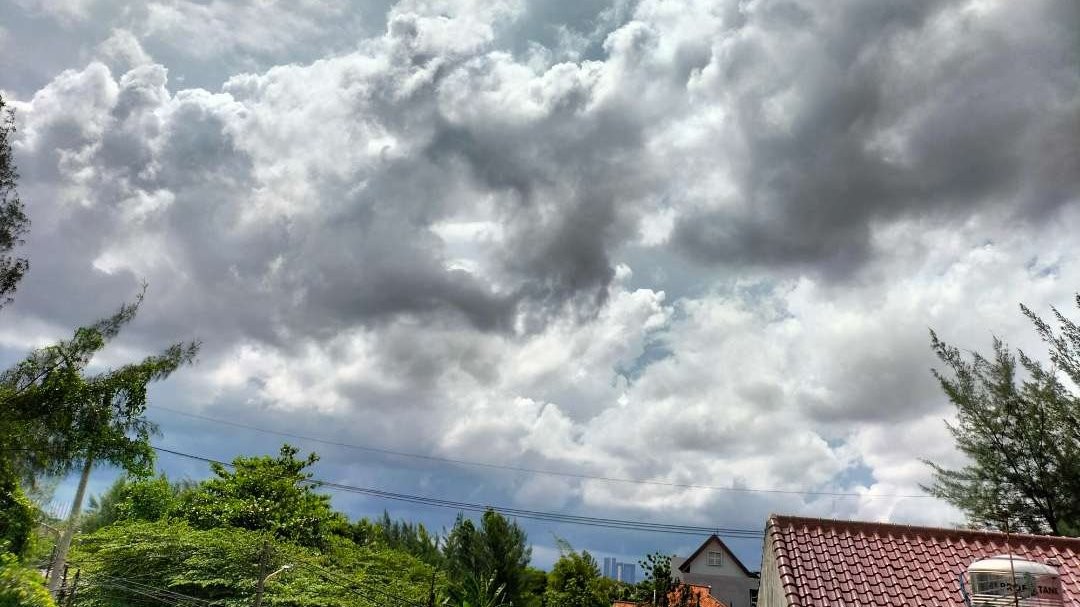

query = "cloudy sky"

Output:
[[2, 0, 1079, 569]]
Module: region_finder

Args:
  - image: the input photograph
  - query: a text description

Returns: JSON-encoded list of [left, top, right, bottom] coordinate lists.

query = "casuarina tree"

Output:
[[443, 510, 531, 607], [924, 297, 1080, 536], [0, 288, 199, 590], [0, 93, 29, 308]]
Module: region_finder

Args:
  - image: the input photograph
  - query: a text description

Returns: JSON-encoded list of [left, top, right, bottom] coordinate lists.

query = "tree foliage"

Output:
[[70, 520, 440, 607], [0, 553, 55, 607], [0, 289, 199, 482], [544, 541, 617, 607], [0, 474, 34, 557], [445, 573, 510, 607], [443, 510, 531, 607], [174, 444, 346, 548], [924, 298, 1080, 536], [632, 552, 693, 607], [81, 474, 191, 533], [0, 290, 197, 558], [362, 511, 444, 566], [0, 93, 29, 308]]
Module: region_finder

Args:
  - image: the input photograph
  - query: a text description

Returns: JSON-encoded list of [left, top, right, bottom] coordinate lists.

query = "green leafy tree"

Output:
[[81, 474, 191, 533], [544, 541, 610, 607], [445, 574, 510, 607], [0, 290, 198, 481], [443, 510, 531, 607], [633, 552, 692, 607], [371, 511, 444, 566], [174, 444, 346, 548], [0, 93, 31, 559], [70, 520, 441, 607], [0, 290, 198, 585], [0, 93, 29, 308], [0, 553, 55, 607], [521, 567, 548, 607], [924, 298, 1080, 536], [0, 480, 34, 557]]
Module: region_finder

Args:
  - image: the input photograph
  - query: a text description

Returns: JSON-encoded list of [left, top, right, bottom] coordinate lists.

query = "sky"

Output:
[[1, 0, 1079, 571]]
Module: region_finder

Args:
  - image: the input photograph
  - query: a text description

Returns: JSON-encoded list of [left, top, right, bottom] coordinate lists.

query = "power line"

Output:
[[78, 572, 215, 607], [152, 445, 764, 539], [292, 555, 423, 607], [150, 405, 930, 499]]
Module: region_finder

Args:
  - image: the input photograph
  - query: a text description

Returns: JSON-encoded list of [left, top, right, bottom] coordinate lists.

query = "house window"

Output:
[[749, 589, 758, 607], [706, 551, 723, 566]]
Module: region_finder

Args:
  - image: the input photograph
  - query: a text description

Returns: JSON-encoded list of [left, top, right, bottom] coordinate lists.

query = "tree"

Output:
[[445, 574, 510, 607], [0, 289, 198, 588], [443, 510, 531, 607], [924, 298, 1080, 536], [0, 92, 32, 560], [0, 553, 55, 607], [0, 93, 29, 308], [1, 289, 198, 481], [544, 540, 611, 607], [521, 567, 548, 607], [633, 552, 693, 607], [174, 444, 346, 548], [367, 511, 444, 566], [70, 520, 440, 607], [80, 474, 192, 533]]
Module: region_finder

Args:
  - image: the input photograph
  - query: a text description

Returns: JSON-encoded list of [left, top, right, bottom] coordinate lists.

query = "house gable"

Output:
[[679, 535, 756, 579]]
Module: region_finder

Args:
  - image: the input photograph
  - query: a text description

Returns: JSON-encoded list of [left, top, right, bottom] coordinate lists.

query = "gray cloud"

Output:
[[672, 0, 1080, 276], [4, 0, 1080, 569]]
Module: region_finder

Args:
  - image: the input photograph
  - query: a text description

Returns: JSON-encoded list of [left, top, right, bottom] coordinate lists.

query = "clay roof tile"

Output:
[[764, 514, 1080, 607]]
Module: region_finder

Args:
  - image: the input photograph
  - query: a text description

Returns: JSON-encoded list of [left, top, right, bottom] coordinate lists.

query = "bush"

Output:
[[0, 552, 56, 607], [0, 480, 34, 557]]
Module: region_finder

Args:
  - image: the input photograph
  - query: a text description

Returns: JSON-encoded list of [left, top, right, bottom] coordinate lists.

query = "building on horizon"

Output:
[[617, 562, 636, 584], [602, 557, 636, 583]]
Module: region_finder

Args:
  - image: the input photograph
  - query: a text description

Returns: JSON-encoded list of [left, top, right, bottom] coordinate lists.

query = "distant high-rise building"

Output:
[[603, 557, 617, 579], [600, 557, 636, 583]]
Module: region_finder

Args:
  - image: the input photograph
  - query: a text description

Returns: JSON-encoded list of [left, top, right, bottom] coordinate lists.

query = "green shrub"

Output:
[[0, 480, 34, 557], [0, 552, 56, 607]]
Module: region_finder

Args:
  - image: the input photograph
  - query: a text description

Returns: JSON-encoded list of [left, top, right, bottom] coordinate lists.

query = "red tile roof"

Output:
[[677, 583, 729, 607], [766, 514, 1080, 607], [612, 584, 729, 607]]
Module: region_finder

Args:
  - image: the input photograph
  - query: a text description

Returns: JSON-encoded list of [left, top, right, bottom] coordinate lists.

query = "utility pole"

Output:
[[48, 455, 94, 595], [253, 540, 291, 607], [254, 539, 270, 607]]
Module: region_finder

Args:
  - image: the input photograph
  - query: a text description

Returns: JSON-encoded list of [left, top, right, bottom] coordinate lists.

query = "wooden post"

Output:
[[67, 569, 80, 607], [56, 565, 69, 605]]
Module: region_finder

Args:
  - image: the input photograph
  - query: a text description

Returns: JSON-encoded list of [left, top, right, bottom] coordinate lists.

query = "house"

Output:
[[757, 514, 1080, 606], [673, 535, 760, 607]]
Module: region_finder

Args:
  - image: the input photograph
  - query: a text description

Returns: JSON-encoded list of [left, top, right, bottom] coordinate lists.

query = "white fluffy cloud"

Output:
[[3, 0, 1079, 563]]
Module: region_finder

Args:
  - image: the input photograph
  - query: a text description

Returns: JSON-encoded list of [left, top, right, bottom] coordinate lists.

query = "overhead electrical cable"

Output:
[[292, 556, 424, 607], [292, 560, 402, 607], [152, 445, 764, 539], [79, 572, 215, 607], [85, 576, 209, 607], [150, 405, 931, 499]]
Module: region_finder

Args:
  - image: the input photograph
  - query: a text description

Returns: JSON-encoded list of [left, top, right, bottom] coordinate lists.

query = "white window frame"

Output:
[[706, 551, 723, 567], [749, 589, 758, 607]]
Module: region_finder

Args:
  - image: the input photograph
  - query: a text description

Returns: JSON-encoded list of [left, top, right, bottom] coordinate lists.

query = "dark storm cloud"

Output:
[[672, 0, 1080, 276]]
